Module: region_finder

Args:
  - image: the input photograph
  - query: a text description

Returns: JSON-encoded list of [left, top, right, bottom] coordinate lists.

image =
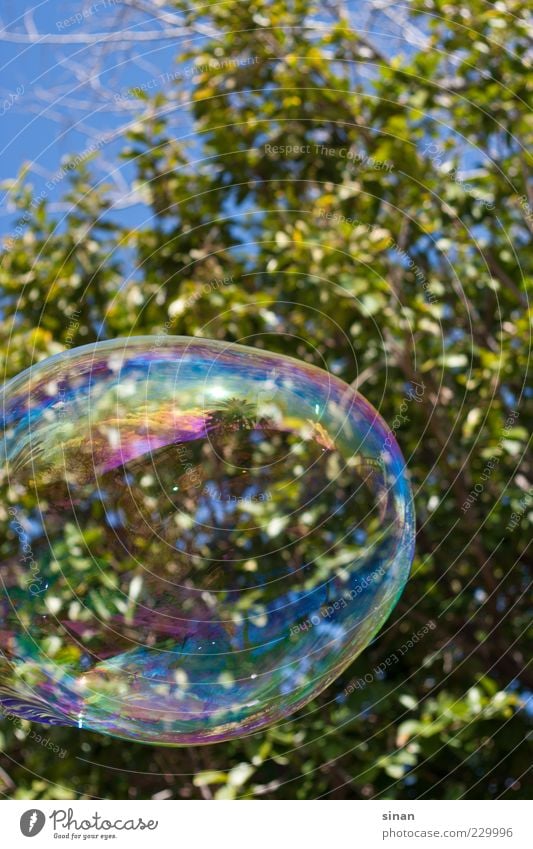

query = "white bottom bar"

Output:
[[2, 799, 529, 848]]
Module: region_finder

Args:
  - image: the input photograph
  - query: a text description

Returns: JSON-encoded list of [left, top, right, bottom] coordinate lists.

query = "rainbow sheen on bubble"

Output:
[[0, 337, 414, 744]]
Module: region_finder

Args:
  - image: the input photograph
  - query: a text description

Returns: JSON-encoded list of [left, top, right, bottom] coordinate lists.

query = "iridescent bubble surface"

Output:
[[0, 337, 414, 744]]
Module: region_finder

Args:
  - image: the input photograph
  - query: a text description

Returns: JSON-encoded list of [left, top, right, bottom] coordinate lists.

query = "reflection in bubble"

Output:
[[0, 337, 414, 744]]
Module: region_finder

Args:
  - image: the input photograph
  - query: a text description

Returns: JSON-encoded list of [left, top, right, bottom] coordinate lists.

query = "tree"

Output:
[[0, 0, 531, 799]]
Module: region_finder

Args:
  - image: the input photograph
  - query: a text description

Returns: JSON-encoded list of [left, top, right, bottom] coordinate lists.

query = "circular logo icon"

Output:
[[20, 809, 46, 837]]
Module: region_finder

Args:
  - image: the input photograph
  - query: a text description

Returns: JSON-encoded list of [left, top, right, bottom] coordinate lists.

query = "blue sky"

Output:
[[0, 0, 202, 235]]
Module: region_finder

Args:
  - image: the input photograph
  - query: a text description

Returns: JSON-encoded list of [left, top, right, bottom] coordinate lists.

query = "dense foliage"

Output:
[[0, 0, 531, 799]]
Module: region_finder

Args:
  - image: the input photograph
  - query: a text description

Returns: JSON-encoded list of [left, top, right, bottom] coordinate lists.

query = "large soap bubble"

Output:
[[0, 337, 414, 744]]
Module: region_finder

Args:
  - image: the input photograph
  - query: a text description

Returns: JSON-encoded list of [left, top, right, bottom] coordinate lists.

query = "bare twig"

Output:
[[0, 25, 214, 44]]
